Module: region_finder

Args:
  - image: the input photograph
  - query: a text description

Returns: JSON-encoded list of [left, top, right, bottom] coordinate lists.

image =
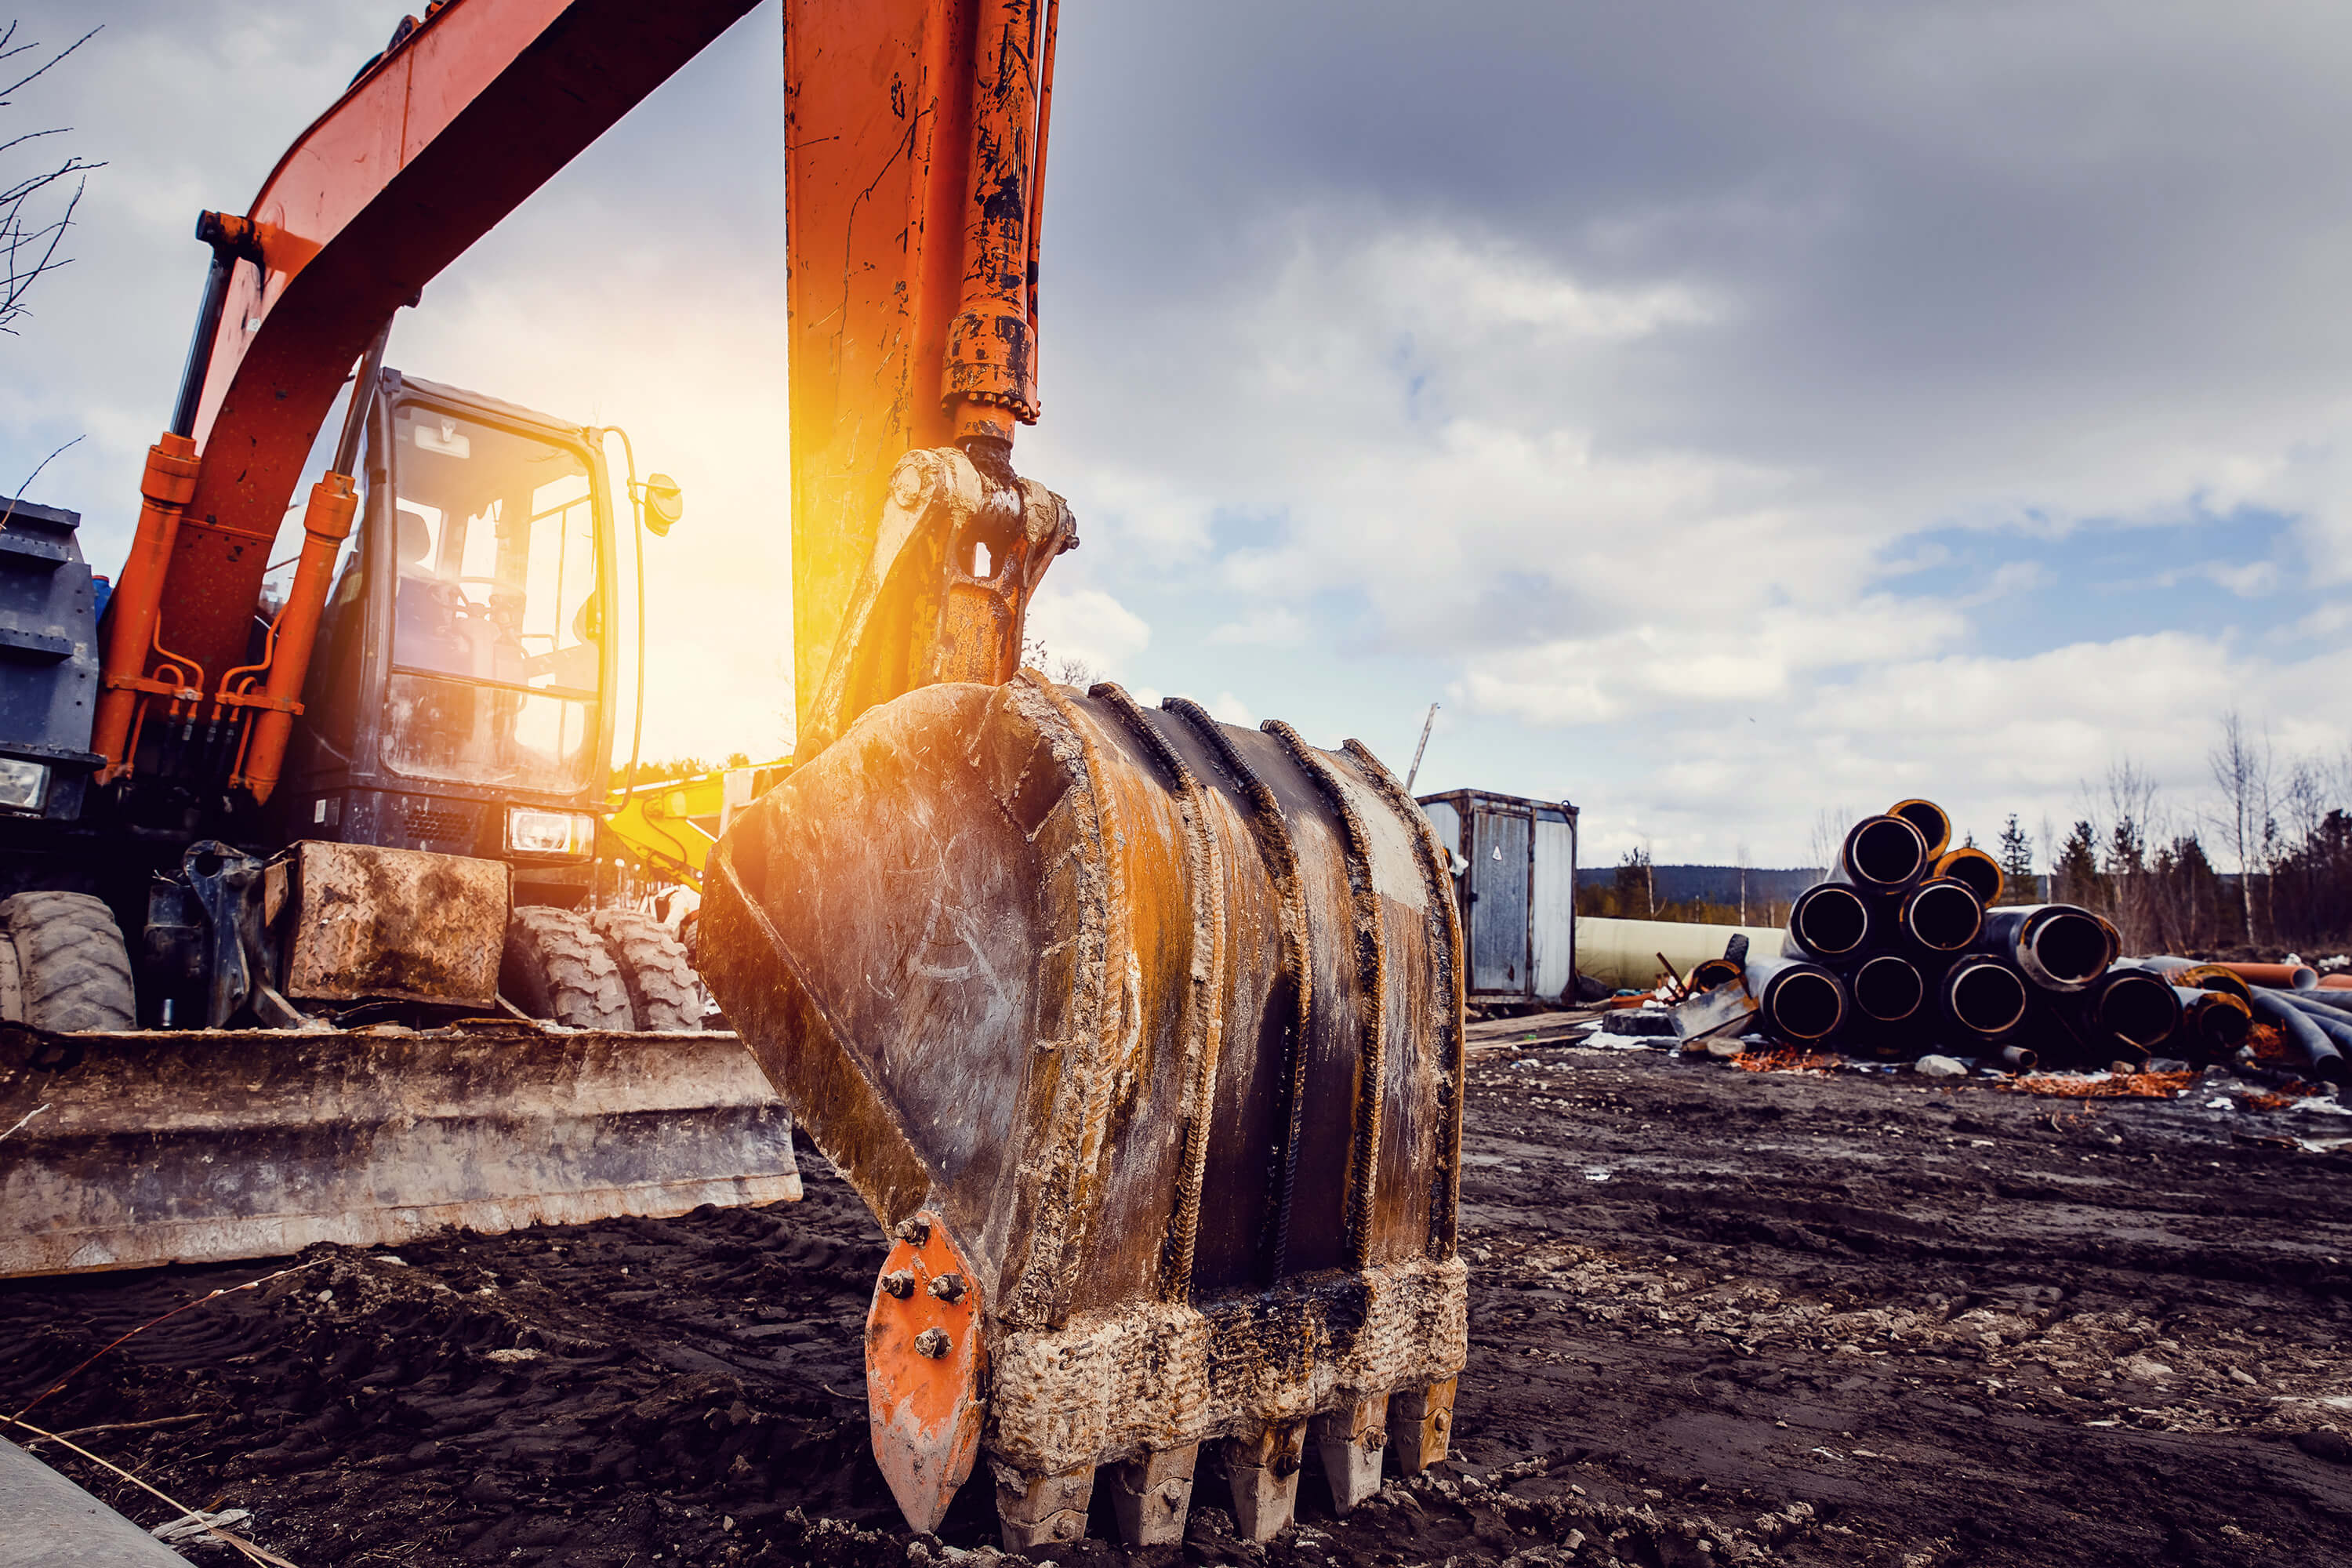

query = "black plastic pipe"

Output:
[[2249, 992, 2348, 1084]]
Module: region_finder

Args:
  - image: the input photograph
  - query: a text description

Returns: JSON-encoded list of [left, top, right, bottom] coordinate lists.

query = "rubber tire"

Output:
[[501, 906, 633, 1029], [0, 891, 136, 1032], [588, 909, 705, 1032]]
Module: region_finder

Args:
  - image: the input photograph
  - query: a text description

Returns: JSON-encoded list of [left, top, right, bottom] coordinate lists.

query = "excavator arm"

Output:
[[71, 2, 1472, 1551], [100, 0, 1066, 799]]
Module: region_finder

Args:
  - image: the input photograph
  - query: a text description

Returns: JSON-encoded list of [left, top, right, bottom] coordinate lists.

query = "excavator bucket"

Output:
[[0, 1021, 799, 1276], [697, 673, 1468, 1547]]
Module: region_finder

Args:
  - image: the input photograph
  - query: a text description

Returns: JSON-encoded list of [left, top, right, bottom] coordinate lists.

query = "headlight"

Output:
[[506, 807, 594, 858], [0, 757, 51, 813]]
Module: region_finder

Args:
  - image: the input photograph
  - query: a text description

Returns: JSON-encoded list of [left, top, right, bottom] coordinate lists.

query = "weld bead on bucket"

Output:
[[697, 676, 1467, 1546]]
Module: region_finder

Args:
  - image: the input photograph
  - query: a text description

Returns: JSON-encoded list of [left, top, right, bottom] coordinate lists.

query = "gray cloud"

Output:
[[11, 2, 2352, 858]]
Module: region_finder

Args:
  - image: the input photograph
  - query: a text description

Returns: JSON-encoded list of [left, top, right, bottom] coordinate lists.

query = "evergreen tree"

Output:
[[2054, 820, 2102, 906], [1996, 814, 2034, 901]]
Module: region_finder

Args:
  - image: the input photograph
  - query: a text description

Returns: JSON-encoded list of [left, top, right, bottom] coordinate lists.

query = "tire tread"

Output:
[[0, 891, 136, 1032]]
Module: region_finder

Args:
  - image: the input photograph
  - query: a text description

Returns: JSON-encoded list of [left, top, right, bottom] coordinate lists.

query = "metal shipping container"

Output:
[[1417, 789, 1578, 1004]]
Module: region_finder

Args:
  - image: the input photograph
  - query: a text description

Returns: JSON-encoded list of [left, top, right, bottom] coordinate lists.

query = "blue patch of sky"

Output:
[[1871, 505, 2322, 659]]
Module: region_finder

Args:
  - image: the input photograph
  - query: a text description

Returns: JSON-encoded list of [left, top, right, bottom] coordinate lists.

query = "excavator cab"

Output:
[[0, 2, 1473, 1548], [285, 368, 624, 912]]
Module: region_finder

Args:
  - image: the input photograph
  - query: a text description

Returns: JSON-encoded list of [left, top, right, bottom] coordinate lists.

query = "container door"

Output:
[[1530, 810, 1576, 1001], [1469, 805, 1531, 994]]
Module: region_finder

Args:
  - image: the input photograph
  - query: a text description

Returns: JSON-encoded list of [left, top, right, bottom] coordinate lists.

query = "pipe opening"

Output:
[[1768, 971, 1844, 1040], [2191, 997, 2251, 1053], [1890, 799, 1951, 857], [1904, 881, 1982, 951], [1949, 961, 2028, 1035], [1935, 848, 2002, 906], [1792, 886, 1869, 955], [2027, 913, 2110, 986], [1853, 955, 1925, 1022], [1688, 958, 1743, 993], [2097, 974, 2179, 1048], [1847, 817, 1926, 887]]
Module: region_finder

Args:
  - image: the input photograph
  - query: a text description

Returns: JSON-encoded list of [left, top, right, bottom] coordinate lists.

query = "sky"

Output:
[[7, 2, 2352, 871]]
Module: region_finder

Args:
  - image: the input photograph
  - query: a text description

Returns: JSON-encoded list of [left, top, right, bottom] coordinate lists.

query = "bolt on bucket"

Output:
[[696, 673, 1468, 1548]]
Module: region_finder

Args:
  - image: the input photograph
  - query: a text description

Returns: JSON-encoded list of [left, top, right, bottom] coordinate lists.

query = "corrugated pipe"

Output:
[[1976, 905, 2114, 993], [2249, 992, 2349, 1084], [1745, 957, 1848, 1043]]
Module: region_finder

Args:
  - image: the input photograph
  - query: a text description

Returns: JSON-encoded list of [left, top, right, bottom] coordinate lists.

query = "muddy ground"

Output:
[[5, 1040, 2350, 1567]]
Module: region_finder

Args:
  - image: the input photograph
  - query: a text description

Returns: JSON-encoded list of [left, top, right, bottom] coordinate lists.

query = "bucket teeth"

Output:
[[1312, 1397, 1390, 1512], [1107, 1443, 1197, 1546], [865, 1212, 985, 1534], [1224, 1420, 1309, 1541], [1390, 1377, 1458, 1476], [993, 1463, 1095, 1551], [699, 679, 1470, 1542]]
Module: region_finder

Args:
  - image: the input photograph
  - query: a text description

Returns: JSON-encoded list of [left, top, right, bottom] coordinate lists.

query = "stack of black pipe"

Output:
[[1743, 799, 2186, 1069]]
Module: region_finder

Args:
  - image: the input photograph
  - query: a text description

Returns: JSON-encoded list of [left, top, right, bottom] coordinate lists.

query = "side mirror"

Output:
[[640, 473, 684, 536]]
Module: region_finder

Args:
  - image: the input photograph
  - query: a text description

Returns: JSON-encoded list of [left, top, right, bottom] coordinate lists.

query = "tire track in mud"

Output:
[[3, 1065, 2349, 1566]]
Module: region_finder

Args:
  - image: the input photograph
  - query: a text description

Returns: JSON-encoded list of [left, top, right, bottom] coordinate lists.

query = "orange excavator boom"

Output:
[[99, 0, 1062, 797]]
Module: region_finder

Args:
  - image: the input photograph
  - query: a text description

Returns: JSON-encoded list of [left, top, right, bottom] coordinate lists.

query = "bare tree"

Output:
[[1806, 807, 1856, 879], [0, 23, 102, 338], [1018, 634, 1098, 690], [2086, 757, 2167, 952], [2209, 710, 2273, 948]]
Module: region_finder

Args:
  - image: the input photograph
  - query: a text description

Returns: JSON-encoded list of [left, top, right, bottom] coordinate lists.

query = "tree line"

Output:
[[2009, 712, 2352, 957], [1579, 711, 2351, 959]]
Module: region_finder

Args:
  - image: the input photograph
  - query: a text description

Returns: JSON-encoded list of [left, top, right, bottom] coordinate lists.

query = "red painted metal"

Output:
[[146, 0, 761, 735], [783, 0, 1055, 746], [232, 473, 358, 804], [92, 434, 201, 775]]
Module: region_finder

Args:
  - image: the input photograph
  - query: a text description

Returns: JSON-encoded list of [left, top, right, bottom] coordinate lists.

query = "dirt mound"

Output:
[[5, 1058, 2350, 1565]]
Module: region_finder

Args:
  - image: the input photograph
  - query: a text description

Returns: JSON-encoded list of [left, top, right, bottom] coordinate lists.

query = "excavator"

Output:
[[0, 0, 1470, 1548]]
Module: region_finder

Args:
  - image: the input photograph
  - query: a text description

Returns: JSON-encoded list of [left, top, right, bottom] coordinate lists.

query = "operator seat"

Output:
[[393, 507, 471, 677]]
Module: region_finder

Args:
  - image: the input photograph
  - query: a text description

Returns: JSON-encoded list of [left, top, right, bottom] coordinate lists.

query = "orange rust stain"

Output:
[[1732, 1049, 1838, 1074], [2001, 1070, 2197, 1099]]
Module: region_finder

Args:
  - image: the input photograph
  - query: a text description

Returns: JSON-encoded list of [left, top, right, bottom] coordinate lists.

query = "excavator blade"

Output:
[[0, 1022, 798, 1277], [697, 674, 1468, 1548]]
